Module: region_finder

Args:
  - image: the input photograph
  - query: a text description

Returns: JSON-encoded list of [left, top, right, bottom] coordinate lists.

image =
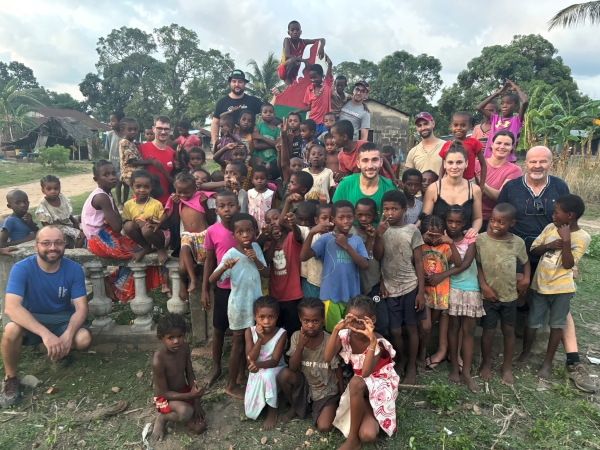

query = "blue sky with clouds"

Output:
[[1, 0, 598, 102]]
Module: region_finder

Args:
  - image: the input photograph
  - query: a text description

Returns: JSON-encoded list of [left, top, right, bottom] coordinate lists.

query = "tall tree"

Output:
[[332, 59, 379, 86], [548, 1, 600, 29], [245, 52, 283, 102], [0, 61, 39, 90], [0, 78, 44, 141]]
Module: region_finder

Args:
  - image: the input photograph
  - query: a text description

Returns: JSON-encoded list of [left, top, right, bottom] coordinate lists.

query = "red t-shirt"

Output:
[[337, 140, 368, 174], [139, 142, 175, 205], [269, 232, 303, 302], [438, 138, 483, 180], [303, 74, 333, 125]]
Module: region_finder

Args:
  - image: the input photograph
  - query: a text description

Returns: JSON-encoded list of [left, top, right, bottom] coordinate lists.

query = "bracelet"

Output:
[[367, 347, 375, 352], [256, 262, 266, 270]]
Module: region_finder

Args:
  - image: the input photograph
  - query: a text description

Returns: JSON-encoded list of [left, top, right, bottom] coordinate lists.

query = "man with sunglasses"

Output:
[[339, 80, 371, 141], [1, 226, 91, 408], [497, 146, 596, 393]]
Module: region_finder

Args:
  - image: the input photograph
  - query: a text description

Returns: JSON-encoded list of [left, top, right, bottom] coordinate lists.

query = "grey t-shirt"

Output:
[[403, 198, 423, 225], [381, 225, 424, 297], [349, 227, 380, 294], [105, 130, 123, 169], [339, 101, 371, 139]]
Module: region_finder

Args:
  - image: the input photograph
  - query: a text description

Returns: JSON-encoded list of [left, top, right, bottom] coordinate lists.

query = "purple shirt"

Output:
[[475, 159, 523, 220], [203, 222, 237, 289], [483, 113, 522, 162]]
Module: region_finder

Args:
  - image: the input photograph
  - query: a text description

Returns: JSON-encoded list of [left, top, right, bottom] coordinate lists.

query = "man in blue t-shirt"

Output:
[[1, 226, 91, 408]]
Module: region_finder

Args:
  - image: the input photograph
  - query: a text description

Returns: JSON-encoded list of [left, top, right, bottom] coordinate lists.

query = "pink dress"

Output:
[[332, 329, 399, 437]]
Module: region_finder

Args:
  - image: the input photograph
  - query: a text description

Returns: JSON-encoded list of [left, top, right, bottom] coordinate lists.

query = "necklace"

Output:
[[134, 197, 150, 215]]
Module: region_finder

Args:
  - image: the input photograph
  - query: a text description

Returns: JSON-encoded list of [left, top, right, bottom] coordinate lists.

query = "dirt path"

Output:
[[579, 218, 600, 234], [0, 173, 96, 216]]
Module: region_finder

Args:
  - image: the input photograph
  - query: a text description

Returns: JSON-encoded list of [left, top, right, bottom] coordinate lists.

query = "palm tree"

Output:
[[246, 52, 284, 102], [0, 78, 44, 141], [548, 1, 600, 29]]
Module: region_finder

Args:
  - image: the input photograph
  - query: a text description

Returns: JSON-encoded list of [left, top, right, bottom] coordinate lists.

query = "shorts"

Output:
[[301, 278, 320, 299], [480, 299, 517, 329], [135, 220, 171, 248], [276, 299, 302, 336], [387, 287, 426, 329], [367, 283, 389, 335], [7, 311, 90, 346], [213, 286, 231, 331], [323, 300, 348, 333], [181, 230, 206, 264], [448, 288, 485, 318], [528, 290, 573, 329], [153, 385, 194, 413], [277, 62, 300, 81], [291, 370, 340, 425]]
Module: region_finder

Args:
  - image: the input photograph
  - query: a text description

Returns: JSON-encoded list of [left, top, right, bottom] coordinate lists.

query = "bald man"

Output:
[[497, 147, 596, 393], [1, 226, 91, 408]]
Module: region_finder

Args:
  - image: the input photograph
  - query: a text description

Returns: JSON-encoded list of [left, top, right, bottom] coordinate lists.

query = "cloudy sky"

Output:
[[1, 0, 599, 103]]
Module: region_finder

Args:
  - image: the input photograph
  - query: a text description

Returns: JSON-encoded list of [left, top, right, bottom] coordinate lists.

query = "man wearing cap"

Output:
[[339, 80, 371, 141], [405, 112, 445, 174], [210, 70, 263, 146]]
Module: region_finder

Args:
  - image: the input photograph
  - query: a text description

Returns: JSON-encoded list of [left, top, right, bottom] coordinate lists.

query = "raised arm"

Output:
[[279, 124, 292, 183], [477, 85, 507, 119], [279, 194, 303, 242], [506, 79, 529, 121], [213, 142, 236, 168]]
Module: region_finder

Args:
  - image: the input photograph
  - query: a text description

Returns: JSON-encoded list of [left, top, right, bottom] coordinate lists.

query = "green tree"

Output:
[[332, 59, 379, 86], [0, 78, 44, 141], [548, 1, 600, 29], [0, 61, 39, 90], [245, 52, 283, 102]]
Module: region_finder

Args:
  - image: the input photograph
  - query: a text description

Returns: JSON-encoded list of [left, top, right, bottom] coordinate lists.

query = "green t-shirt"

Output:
[[332, 173, 396, 225], [254, 122, 280, 163]]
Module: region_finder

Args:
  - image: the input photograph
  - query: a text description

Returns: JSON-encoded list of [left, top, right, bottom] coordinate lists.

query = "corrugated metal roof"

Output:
[[29, 107, 110, 132]]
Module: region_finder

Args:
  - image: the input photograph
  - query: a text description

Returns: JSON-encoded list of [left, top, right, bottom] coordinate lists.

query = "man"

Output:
[[210, 70, 263, 146], [339, 80, 371, 141], [1, 226, 91, 408], [497, 146, 596, 393], [139, 116, 175, 205], [174, 119, 200, 152], [405, 112, 445, 174]]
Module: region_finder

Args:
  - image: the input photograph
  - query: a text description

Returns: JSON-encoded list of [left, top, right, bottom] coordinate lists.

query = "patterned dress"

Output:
[[422, 243, 452, 310], [248, 189, 275, 230], [333, 329, 399, 437], [35, 193, 81, 242]]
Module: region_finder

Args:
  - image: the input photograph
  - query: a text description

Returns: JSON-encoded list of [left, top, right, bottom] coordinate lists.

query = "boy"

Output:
[[299, 119, 322, 166], [402, 169, 423, 224], [174, 119, 201, 152], [293, 59, 334, 136], [144, 126, 155, 142], [300, 200, 369, 332], [373, 190, 425, 384], [280, 119, 315, 211], [476, 203, 530, 385], [188, 147, 206, 172], [118, 117, 143, 202], [152, 313, 206, 440], [105, 110, 125, 210], [287, 112, 303, 160], [278, 20, 325, 87], [318, 112, 337, 142], [517, 195, 591, 381], [330, 76, 351, 118], [1, 190, 38, 247], [381, 145, 401, 181], [420, 170, 438, 197]]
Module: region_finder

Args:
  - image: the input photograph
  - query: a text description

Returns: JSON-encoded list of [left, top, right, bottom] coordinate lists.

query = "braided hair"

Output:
[[298, 297, 325, 317], [419, 213, 445, 234], [253, 296, 280, 316], [347, 295, 376, 316]]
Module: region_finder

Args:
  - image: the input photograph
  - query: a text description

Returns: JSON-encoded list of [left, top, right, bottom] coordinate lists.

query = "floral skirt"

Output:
[[448, 288, 485, 318]]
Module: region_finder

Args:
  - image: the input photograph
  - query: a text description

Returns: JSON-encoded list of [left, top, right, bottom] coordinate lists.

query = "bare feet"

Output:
[[261, 407, 277, 430], [179, 282, 189, 302], [132, 247, 152, 263], [338, 436, 362, 450], [460, 372, 480, 393], [536, 362, 552, 380], [188, 278, 197, 293], [202, 366, 221, 388], [403, 366, 417, 385], [416, 357, 426, 375], [448, 366, 461, 385], [152, 414, 167, 441], [515, 352, 531, 371], [186, 417, 207, 435], [236, 371, 248, 387], [161, 283, 172, 299], [478, 362, 493, 382], [501, 368, 514, 385], [279, 407, 297, 424], [157, 247, 169, 265], [225, 385, 245, 400]]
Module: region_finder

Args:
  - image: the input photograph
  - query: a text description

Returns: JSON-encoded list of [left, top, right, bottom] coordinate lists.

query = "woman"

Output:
[[475, 130, 522, 231]]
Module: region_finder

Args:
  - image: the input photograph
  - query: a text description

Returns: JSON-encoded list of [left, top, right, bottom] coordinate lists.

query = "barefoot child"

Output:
[[278, 297, 343, 431], [152, 313, 206, 440], [517, 195, 590, 380], [118, 117, 143, 202], [35, 175, 84, 248], [244, 296, 287, 430], [324, 295, 400, 448], [401, 169, 423, 225], [277, 20, 325, 87], [105, 110, 125, 210], [476, 203, 530, 385], [209, 213, 270, 399], [303, 145, 335, 202]]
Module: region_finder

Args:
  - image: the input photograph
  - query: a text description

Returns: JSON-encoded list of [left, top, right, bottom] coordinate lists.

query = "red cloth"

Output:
[[438, 138, 483, 180], [153, 384, 194, 413], [174, 134, 200, 151], [337, 140, 369, 174], [303, 74, 333, 125], [352, 348, 393, 377], [139, 142, 175, 205], [269, 232, 303, 302], [274, 43, 319, 109]]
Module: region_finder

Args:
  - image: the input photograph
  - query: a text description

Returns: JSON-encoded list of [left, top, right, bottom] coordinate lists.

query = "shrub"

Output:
[[551, 160, 600, 207], [36, 145, 70, 169]]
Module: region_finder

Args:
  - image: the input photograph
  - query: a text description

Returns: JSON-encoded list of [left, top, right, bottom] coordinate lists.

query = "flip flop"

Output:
[[425, 356, 447, 370]]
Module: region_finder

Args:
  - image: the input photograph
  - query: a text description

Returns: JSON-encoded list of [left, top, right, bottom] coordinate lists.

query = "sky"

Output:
[[1, 0, 599, 103]]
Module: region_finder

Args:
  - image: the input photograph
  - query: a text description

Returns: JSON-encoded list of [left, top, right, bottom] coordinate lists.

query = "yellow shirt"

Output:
[[405, 140, 445, 174], [122, 198, 164, 223]]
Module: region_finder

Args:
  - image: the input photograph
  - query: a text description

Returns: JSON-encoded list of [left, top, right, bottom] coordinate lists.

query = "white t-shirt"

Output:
[[303, 167, 336, 202]]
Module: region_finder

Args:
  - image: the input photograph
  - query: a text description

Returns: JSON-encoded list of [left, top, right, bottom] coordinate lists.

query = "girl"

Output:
[[444, 205, 485, 393], [253, 103, 280, 164], [244, 296, 287, 431], [118, 117, 143, 201], [303, 145, 335, 203], [471, 99, 498, 145], [278, 297, 343, 432], [324, 295, 399, 448], [122, 170, 170, 265], [188, 147, 206, 172], [417, 214, 461, 372], [238, 109, 256, 159], [35, 175, 84, 248], [247, 166, 275, 230]]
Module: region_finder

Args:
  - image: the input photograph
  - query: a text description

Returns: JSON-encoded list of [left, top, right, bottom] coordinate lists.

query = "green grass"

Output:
[[0, 161, 92, 188]]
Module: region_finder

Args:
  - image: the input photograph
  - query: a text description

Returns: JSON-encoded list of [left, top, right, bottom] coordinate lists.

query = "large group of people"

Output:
[[0, 19, 597, 450]]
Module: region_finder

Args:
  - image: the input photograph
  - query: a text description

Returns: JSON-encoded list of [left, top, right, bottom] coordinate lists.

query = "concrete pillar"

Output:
[[129, 263, 154, 331], [166, 261, 189, 314], [84, 261, 115, 331]]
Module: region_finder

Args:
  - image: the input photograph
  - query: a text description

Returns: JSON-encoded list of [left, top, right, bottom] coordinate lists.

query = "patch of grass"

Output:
[[551, 161, 600, 207], [0, 161, 92, 187]]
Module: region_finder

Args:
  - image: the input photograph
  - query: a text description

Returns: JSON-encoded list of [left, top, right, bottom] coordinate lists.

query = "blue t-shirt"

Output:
[[312, 233, 368, 303], [6, 255, 87, 314], [1, 214, 34, 241]]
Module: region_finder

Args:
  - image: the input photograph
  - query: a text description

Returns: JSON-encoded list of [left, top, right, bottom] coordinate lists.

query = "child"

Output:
[[244, 296, 287, 430], [152, 313, 206, 440], [210, 213, 270, 399], [301, 200, 369, 332], [324, 295, 399, 446], [277, 20, 325, 86], [225, 161, 249, 213], [144, 126, 155, 142], [122, 170, 170, 264], [253, 103, 280, 163], [303, 145, 335, 202], [118, 117, 143, 201], [278, 297, 343, 431], [294, 59, 334, 136], [402, 169, 423, 225], [330, 76, 351, 118], [1, 190, 38, 247], [381, 145, 401, 181], [299, 119, 322, 165], [323, 133, 340, 176], [318, 112, 337, 142], [35, 175, 84, 248], [287, 112, 303, 160], [279, 120, 315, 210], [174, 119, 200, 152], [439, 114, 487, 187], [444, 205, 485, 392], [420, 170, 438, 198], [471, 99, 499, 145], [237, 109, 256, 158], [517, 195, 590, 380], [215, 114, 240, 162], [188, 147, 206, 172], [374, 190, 425, 384], [248, 165, 275, 229], [105, 110, 125, 210], [476, 203, 530, 385], [477, 79, 529, 161]]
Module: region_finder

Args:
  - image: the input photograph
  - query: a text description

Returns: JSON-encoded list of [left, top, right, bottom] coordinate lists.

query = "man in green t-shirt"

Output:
[[332, 142, 397, 224]]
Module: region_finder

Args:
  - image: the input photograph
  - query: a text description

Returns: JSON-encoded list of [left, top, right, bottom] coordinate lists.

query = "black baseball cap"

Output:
[[228, 70, 249, 83], [354, 80, 370, 91]]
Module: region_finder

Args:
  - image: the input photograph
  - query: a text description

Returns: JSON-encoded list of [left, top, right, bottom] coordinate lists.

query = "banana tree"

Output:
[[0, 78, 44, 141]]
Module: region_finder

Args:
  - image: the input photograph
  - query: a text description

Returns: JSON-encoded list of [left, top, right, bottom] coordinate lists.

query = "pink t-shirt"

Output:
[[484, 113, 522, 162], [475, 159, 523, 220], [303, 74, 333, 125], [174, 134, 201, 151], [203, 222, 237, 289]]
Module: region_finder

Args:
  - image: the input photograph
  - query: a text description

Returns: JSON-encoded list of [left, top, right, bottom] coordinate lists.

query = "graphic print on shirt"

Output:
[[336, 250, 352, 264], [273, 249, 287, 275], [58, 286, 69, 298]]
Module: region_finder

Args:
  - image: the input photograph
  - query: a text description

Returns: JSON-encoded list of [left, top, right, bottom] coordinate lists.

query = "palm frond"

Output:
[[548, 1, 600, 29]]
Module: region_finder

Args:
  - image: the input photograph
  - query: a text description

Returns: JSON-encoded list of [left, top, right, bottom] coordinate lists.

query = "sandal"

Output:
[[425, 356, 447, 370]]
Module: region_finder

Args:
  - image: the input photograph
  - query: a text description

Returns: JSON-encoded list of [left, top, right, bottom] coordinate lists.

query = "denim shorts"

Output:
[[387, 287, 426, 329], [528, 290, 573, 329]]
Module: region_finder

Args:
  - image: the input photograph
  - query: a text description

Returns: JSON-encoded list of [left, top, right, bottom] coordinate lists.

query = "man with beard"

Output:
[[0, 226, 91, 407], [497, 146, 596, 393], [210, 70, 263, 146], [339, 80, 371, 141], [405, 112, 445, 174]]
